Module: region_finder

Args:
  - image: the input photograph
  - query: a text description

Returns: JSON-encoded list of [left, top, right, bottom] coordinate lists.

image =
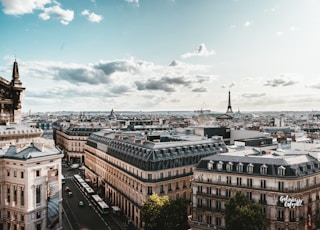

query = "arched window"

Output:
[[278, 165, 286, 176], [260, 164, 268, 175], [226, 162, 233, 172], [247, 163, 254, 174], [217, 161, 223, 171], [236, 163, 244, 173]]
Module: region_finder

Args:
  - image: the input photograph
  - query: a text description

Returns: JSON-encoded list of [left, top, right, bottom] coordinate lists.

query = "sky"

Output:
[[1, 0, 320, 113]]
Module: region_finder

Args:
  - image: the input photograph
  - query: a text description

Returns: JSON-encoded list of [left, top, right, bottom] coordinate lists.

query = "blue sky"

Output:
[[1, 0, 320, 113]]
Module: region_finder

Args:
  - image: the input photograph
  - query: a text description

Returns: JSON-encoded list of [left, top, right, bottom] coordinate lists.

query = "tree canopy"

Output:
[[225, 192, 266, 230], [141, 194, 189, 230]]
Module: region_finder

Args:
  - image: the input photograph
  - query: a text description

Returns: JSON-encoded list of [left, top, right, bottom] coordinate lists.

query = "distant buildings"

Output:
[[0, 61, 63, 230], [84, 129, 228, 229]]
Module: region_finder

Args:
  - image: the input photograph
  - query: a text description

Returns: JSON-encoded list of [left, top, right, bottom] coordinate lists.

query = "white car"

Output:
[[78, 201, 84, 207]]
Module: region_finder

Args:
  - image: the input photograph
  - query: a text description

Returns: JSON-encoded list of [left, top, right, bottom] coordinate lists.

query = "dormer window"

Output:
[[226, 162, 233, 172], [278, 166, 286, 176], [247, 163, 254, 174], [217, 161, 223, 171], [236, 163, 244, 173], [207, 160, 214, 170], [260, 164, 268, 175]]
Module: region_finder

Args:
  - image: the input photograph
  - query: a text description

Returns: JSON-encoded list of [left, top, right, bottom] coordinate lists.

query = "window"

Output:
[[168, 183, 172, 191], [21, 215, 24, 221], [216, 216, 221, 226], [247, 163, 254, 174], [7, 186, 10, 203], [21, 172, 24, 178], [147, 186, 153, 195], [198, 214, 203, 222], [261, 180, 266, 189], [14, 171, 17, 177], [36, 185, 41, 204], [160, 173, 163, 179], [216, 200, 221, 211], [278, 181, 284, 192], [36, 211, 41, 219], [247, 178, 253, 187], [226, 162, 233, 172], [217, 161, 223, 171], [236, 163, 243, 173], [168, 171, 171, 177], [278, 209, 284, 221], [278, 166, 286, 176], [216, 188, 221, 196], [13, 187, 17, 203], [260, 193, 266, 204], [197, 198, 203, 207], [237, 177, 242, 186], [226, 176, 232, 185], [36, 223, 41, 230], [206, 215, 212, 224], [36, 170, 40, 177], [290, 210, 295, 221], [207, 187, 211, 194], [260, 164, 268, 175], [198, 186, 202, 193], [160, 185, 164, 193], [226, 189, 231, 197], [148, 174, 152, 180], [7, 170, 10, 177], [21, 189, 24, 206], [247, 192, 252, 200], [175, 182, 179, 189]]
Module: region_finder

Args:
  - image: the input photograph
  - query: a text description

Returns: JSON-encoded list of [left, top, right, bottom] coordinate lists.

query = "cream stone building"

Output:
[[0, 61, 64, 230], [189, 146, 320, 230], [84, 129, 228, 229], [54, 126, 101, 164]]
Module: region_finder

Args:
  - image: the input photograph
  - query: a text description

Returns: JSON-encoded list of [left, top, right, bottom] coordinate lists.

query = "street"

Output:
[[62, 166, 124, 230]]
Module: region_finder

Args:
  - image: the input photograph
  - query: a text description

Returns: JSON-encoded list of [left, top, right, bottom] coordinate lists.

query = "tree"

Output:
[[162, 198, 189, 230], [225, 192, 266, 230], [141, 194, 189, 230]]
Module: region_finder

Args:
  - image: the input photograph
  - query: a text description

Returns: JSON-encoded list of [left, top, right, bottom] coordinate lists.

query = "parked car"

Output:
[[78, 201, 84, 206], [64, 187, 71, 192], [68, 192, 73, 197]]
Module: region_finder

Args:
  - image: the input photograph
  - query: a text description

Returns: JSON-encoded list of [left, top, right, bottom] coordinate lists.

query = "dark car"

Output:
[[64, 186, 71, 192]]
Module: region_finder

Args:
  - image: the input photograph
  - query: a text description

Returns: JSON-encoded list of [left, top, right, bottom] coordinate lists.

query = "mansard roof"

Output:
[[196, 148, 320, 177], [87, 130, 229, 170], [1, 142, 61, 160], [64, 126, 101, 136]]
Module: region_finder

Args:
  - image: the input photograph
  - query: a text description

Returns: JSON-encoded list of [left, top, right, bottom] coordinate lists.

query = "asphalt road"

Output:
[[62, 167, 122, 230]]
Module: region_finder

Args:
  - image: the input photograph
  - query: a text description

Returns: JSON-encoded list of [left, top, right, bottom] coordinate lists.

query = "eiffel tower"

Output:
[[226, 90, 233, 113]]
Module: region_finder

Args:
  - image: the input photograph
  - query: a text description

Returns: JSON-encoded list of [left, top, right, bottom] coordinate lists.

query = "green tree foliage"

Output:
[[225, 192, 266, 230], [141, 194, 189, 230]]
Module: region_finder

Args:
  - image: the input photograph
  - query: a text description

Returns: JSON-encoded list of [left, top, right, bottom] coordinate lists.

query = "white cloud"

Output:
[[276, 31, 284, 36], [126, 0, 139, 7], [0, 0, 51, 15], [181, 43, 215, 59], [14, 57, 216, 111], [243, 20, 253, 27], [0, 0, 74, 25], [39, 5, 74, 25], [81, 10, 103, 23]]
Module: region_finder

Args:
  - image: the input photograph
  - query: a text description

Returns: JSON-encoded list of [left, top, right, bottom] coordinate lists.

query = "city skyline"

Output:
[[1, 0, 320, 113]]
